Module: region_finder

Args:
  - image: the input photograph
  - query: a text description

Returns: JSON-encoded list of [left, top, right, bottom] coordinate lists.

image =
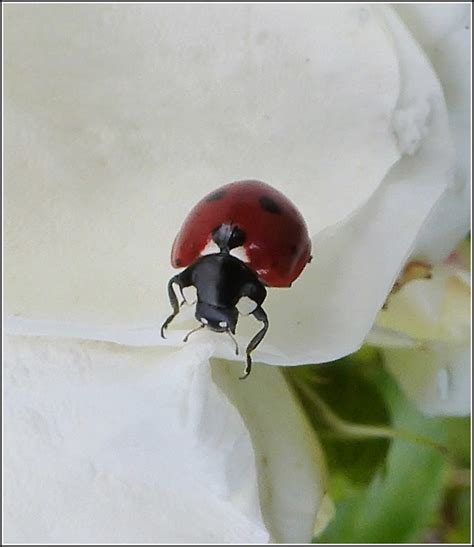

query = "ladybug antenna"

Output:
[[226, 330, 239, 356], [183, 323, 205, 343]]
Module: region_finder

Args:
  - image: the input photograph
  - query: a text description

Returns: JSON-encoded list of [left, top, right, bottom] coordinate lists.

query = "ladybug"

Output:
[[161, 180, 311, 379]]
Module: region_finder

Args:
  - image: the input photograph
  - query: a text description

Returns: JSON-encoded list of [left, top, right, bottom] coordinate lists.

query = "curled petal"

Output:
[[372, 259, 470, 417], [393, 4, 468, 49], [4, 336, 271, 542], [4, 4, 398, 326], [256, 6, 455, 364], [383, 343, 470, 416], [395, 4, 471, 261], [376, 262, 470, 344], [4, 334, 328, 542], [212, 360, 328, 542], [4, 5, 456, 367]]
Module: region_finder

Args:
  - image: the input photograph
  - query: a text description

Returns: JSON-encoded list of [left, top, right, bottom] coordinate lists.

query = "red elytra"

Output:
[[171, 180, 311, 287]]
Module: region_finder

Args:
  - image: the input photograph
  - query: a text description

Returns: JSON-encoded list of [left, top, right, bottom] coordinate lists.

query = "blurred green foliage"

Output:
[[286, 346, 471, 544], [287, 347, 391, 485], [443, 487, 471, 543]]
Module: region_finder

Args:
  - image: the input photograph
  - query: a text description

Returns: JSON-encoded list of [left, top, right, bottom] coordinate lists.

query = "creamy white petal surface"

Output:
[[373, 261, 470, 416], [4, 335, 326, 543], [369, 6, 471, 417], [395, 4, 471, 261], [4, 3, 399, 330], [4, 5, 456, 366], [212, 359, 328, 542], [256, 6, 455, 364], [5, 5, 459, 370], [6, 4, 466, 543], [377, 265, 471, 344], [383, 344, 470, 417]]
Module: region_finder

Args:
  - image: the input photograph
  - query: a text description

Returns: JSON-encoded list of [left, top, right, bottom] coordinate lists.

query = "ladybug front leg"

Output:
[[240, 306, 269, 380], [160, 270, 193, 338]]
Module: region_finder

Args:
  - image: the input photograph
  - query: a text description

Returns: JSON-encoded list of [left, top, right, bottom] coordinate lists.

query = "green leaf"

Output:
[[437, 416, 471, 466], [444, 488, 471, 543], [457, 233, 471, 269], [313, 351, 459, 543], [288, 346, 469, 543], [287, 348, 391, 486]]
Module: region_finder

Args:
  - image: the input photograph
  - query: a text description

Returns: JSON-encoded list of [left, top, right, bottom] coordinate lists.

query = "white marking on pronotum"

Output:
[[200, 239, 220, 256], [230, 246, 250, 262], [236, 296, 258, 316], [201, 317, 209, 325], [219, 321, 227, 328]]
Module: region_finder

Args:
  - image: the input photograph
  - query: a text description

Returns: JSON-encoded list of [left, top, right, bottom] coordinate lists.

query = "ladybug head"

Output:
[[161, 252, 269, 379], [195, 301, 239, 334]]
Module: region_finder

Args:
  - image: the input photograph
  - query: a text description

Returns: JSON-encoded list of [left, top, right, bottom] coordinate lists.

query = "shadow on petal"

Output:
[[212, 359, 329, 543]]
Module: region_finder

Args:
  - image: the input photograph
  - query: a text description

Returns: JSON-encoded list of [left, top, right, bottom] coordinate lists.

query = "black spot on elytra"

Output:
[[206, 190, 226, 202], [290, 245, 298, 256], [175, 258, 182, 267], [259, 196, 282, 214]]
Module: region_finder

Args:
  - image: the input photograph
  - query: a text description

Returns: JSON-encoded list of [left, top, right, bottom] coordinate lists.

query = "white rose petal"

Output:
[[255, 5, 455, 364], [367, 6, 471, 417], [393, 4, 468, 49], [365, 325, 418, 349], [4, 335, 326, 543], [4, 3, 399, 329], [4, 4, 466, 542], [372, 260, 470, 416], [383, 344, 470, 417], [395, 4, 471, 261], [377, 264, 470, 344], [4, 4, 456, 367], [212, 359, 328, 542]]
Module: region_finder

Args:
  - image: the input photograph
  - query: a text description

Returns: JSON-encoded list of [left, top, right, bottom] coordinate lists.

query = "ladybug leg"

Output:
[[240, 306, 268, 380], [161, 272, 192, 338], [176, 284, 186, 307]]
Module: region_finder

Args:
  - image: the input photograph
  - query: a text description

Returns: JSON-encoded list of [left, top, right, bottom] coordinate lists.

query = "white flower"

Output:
[[3, 4, 463, 543], [367, 4, 471, 417], [369, 250, 470, 416], [4, 4, 456, 363], [394, 3, 471, 262], [4, 335, 329, 543]]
